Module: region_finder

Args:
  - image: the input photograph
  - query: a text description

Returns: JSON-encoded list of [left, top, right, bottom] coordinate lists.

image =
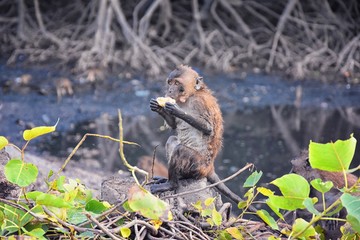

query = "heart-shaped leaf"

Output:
[[310, 178, 333, 194], [291, 218, 316, 238], [5, 159, 38, 187], [309, 134, 356, 172], [128, 185, 170, 220], [341, 193, 360, 232], [243, 171, 263, 187]]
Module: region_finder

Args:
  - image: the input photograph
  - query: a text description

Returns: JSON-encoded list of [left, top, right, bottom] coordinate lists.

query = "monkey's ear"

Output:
[[195, 76, 204, 90]]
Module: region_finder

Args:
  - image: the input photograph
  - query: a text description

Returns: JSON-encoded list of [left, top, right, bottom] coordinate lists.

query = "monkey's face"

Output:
[[166, 77, 189, 103], [165, 66, 204, 103]]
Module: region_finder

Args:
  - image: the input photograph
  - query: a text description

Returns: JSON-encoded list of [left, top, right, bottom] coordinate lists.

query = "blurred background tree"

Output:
[[0, 0, 359, 79]]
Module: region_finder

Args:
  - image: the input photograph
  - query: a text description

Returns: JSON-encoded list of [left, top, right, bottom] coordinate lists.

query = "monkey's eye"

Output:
[[167, 78, 173, 85], [179, 85, 185, 93]]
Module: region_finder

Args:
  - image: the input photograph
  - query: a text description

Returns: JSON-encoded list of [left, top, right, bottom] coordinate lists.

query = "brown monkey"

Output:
[[56, 78, 74, 102], [149, 65, 254, 210], [137, 155, 168, 179]]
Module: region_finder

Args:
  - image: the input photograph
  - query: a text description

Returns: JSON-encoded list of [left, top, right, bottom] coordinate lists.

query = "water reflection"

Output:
[[220, 106, 360, 194], [41, 106, 360, 196]]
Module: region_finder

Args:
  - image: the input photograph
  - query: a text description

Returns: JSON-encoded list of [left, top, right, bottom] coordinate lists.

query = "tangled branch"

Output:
[[0, 0, 358, 79]]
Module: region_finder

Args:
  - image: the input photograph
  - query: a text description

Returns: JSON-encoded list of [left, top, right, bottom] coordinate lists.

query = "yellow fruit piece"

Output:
[[156, 97, 176, 107]]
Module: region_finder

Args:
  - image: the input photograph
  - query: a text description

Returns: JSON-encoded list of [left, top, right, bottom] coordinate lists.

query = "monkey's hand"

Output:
[[150, 99, 177, 129], [150, 98, 164, 113], [164, 102, 182, 116]]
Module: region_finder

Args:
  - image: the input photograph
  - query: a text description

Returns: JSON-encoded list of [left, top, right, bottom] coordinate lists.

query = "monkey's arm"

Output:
[[165, 102, 212, 135], [150, 99, 176, 128]]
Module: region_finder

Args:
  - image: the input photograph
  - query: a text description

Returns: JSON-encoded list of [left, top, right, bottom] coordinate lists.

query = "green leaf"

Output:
[[303, 197, 320, 215], [0, 136, 8, 150], [310, 178, 333, 194], [22, 222, 48, 240], [85, 199, 109, 214], [266, 199, 284, 220], [128, 185, 169, 220], [1, 203, 34, 234], [212, 208, 222, 226], [341, 193, 360, 232], [77, 231, 95, 238], [243, 171, 263, 188], [268, 174, 310, 211], [225, 227, 243, 239], [237, 201, 247, 210], [271, 174, 310, 198], [346, 215, 360, 233], [217, 231, 232, 240], [122, 201, 134, 212], [291, 218, 317, 238], [55, 176, 66, 192], [201, 208, 212, 217], [47, 170, 54, 179], [244, 187, 254, 199], [257, 187, 274, 197], [4, 159, 38, 187], [24, 227, 46, 238], [25, 191, 43, 200], [204, 197, 216, 207], [192, 200, 202, 211], [67, 208, 87, 225], [267, 195, 304, 211], [256, 209, 278, 230], [0, 209, 4, 225], [120, 227, 131, 238], [36, 193, 72, 208], [309, 134, 356, 172], [23, 119, 59, 141], [206, 217, 214, 227]]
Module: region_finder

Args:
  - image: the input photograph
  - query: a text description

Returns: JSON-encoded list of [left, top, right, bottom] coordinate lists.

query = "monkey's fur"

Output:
[[150, 65, 255, 211]]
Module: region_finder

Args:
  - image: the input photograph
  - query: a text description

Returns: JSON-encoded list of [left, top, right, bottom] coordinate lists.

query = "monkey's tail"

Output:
[[207, 172, 258, 213]]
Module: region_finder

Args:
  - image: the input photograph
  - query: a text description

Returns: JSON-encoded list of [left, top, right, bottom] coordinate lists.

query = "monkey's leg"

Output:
[[150, 180, 175, 193], [150, 135, 178, 184], [150, 136, 178, 193], [151, 143, 209, 194]]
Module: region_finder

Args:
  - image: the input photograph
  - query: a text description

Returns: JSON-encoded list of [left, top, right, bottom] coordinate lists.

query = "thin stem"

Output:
[[21, 141, 30, 161], [118, 110, 149, 189]]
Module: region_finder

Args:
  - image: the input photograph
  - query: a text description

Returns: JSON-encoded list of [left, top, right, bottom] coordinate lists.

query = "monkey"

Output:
[[137, 155, 169, 179], [86, 68, 105, 83], [149, 65, 257, 212], [290, 150, 359, 239], [56, 78, 74, 102]]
